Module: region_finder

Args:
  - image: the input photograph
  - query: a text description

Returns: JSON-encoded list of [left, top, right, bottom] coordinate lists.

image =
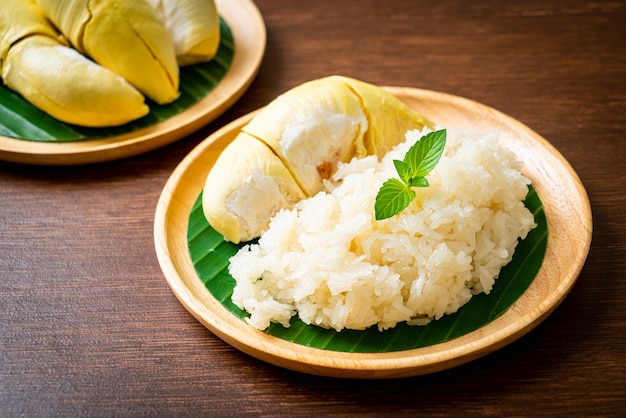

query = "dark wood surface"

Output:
[[2, 0, 625, 415]]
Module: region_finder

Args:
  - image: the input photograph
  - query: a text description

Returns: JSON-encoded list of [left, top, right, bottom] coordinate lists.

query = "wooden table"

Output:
[[2, 0, 624, 415]]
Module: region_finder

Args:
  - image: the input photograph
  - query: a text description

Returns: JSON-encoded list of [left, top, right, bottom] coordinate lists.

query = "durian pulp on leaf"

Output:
[[1, 0, 148, 127], [203, 132, 306, 244], [36, 0, 180, 104], [202, 76, 434, 243], [3, 35, 148, 127]]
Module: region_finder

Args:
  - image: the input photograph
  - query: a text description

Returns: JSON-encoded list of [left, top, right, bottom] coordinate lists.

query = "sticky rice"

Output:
[[228, 127, 536, 332]]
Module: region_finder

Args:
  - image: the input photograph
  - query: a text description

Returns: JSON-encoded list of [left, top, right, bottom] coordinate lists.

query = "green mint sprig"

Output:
[[374, 129, 447, 220]]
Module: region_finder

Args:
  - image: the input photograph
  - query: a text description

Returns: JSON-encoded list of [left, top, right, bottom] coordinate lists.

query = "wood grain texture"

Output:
[[1, 0, 624, 415]]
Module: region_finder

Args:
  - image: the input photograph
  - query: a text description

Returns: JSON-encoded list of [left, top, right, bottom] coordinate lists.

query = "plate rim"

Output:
[[0, 0, 266, 165], [154, 86, 593, 379]]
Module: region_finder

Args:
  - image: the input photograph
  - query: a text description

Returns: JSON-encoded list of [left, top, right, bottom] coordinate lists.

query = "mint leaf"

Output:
[[374, 179, 416, 220], [404, 129, 447, 178], [410, 177, 429, 188], [393, 159, 412, 184], [374, 129, 446, 220]]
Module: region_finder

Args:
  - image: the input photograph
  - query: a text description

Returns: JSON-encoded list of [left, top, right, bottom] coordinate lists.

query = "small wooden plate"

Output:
[[0, 0, 265, 165], [154, 87, 592, 379]]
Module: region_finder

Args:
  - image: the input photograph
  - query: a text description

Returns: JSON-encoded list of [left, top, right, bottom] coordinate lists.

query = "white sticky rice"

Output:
[[228, 127, 536, 332]]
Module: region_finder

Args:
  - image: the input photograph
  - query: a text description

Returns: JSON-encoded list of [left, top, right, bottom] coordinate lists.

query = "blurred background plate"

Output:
[[154, 86, 592, 378], [0, 0, 265, 165]]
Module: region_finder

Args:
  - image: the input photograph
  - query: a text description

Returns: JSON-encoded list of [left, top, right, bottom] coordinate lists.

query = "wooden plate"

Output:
[[0, 0, 265, 165], [154, 87, 592, 378]]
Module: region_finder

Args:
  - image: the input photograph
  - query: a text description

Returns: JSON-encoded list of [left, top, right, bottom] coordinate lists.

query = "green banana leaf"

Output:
[[0, 18, 233, 142], [187, 186, 547, 353]]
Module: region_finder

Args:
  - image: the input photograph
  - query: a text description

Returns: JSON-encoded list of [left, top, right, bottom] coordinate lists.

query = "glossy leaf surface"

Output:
[[188, 186, 547, 353]]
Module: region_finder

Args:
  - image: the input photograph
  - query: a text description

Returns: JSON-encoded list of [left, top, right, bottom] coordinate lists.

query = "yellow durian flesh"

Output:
[[203, 132, 306, 244], [243, 77, 369, 197], [0, 0, 148, 127], [3, 35, 149, 127], [37, 0, 180, 105], [0, 0, 61, 71], [147, 0, 220, 66], [339, 76, 434, 157], [203, 75, 434, 243], [31, 0, 89, 52]]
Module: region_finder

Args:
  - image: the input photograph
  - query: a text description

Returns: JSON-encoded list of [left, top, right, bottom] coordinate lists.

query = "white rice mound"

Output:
[[228, 127, 536, 332]]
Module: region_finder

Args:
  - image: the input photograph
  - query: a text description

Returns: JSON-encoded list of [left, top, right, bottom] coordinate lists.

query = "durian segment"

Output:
[[242, 77, 369, 197], [31, 0, 88, 51], [146, 0, 220, 66], [0, 0, 148, 127], [3, 35, 149, 127], [36, 0, 180, 105], [203, 132, 306, 244], [0, 0, 62, 71], [339, 76, 434, 157], [203, 76, 434, 243]]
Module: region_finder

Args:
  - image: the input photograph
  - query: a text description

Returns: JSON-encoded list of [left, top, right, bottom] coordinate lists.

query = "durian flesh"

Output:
[[147, 0, 221, 66], [203, 75, 434, 243], [36, 0, 180, 105], [243, 77, 369, 197], [203, 132, 306, 245], [0, 0, 59, 62], [0, 0, 149, 127]]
